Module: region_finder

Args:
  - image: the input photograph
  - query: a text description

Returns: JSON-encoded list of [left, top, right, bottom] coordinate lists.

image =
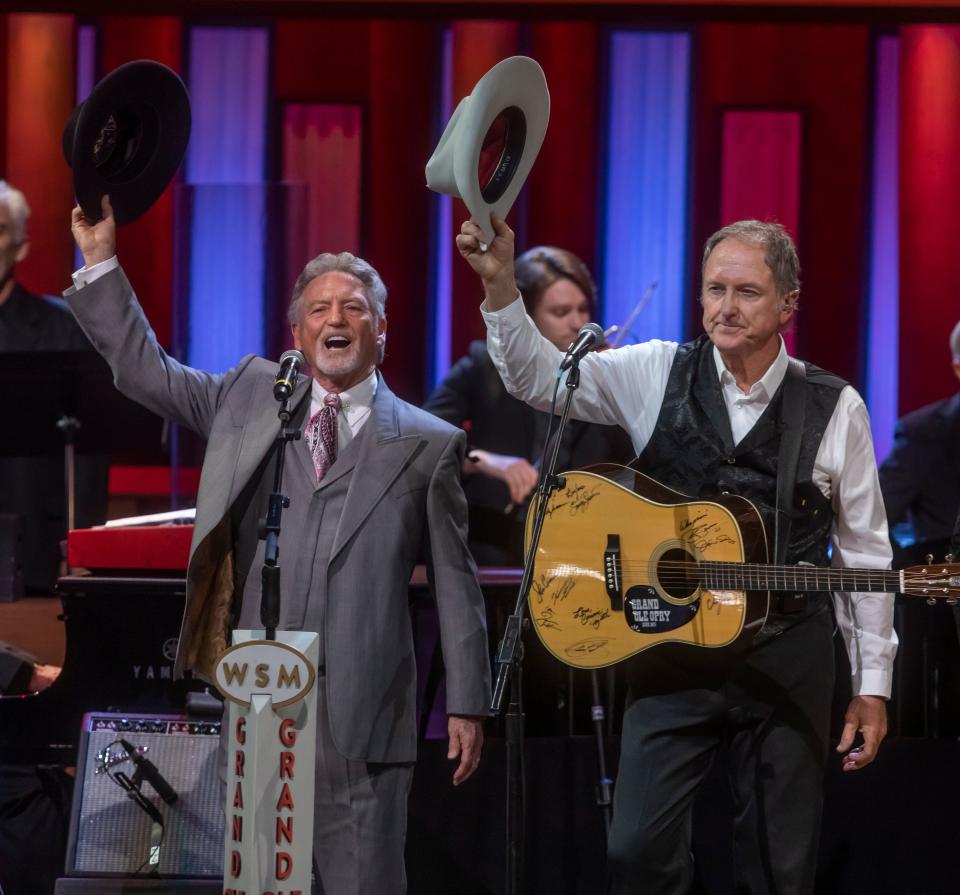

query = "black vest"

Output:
[[635, 335, 847, 568]]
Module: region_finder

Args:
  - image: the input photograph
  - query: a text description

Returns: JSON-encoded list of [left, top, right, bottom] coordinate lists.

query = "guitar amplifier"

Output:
[[64, 712, 224, 879]]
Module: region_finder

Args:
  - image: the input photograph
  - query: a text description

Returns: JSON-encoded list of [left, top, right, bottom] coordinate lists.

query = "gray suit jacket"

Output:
[[66, 266, 491, 762]]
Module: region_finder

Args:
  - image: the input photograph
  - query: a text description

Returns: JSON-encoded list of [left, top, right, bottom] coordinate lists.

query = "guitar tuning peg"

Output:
[[946, 553, 955, 563], [947, 598, 958, 606], [926, 554, 935, 565], [926, 598, 937, 606]]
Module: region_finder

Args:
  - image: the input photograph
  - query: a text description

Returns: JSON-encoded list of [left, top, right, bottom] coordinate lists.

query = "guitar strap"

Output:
[[774, 357, 807, 566]]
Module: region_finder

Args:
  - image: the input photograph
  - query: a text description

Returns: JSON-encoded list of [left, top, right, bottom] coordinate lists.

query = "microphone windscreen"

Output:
[[579, 322, 605, 344], [279, 348, 305, 366]]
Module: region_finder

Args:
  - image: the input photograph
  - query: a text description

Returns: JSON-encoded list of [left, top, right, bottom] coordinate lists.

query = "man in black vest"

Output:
[[458, 215, 895, 894]]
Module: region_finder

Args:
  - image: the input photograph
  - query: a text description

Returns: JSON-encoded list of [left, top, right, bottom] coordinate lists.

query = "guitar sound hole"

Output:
[[657, 547, 700, 600]]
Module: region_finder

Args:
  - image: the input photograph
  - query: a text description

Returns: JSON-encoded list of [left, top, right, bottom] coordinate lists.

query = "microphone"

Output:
[[114, 771, 165, 825], [559, 323, 605, 372], [273, 349, 305, 402], [120, 740, 178, 805]]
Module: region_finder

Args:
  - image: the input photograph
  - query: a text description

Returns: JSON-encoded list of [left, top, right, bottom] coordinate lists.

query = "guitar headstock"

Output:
[[903, 555, 960, 603]]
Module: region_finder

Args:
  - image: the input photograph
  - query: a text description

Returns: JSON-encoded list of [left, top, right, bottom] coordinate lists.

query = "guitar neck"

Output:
[[701, 561, 901, 594]]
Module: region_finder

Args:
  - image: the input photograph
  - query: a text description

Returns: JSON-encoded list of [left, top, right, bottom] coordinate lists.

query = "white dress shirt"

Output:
[[72, 254, 119, 290], [482, 295, 897, 698], [308, 372, 377, 452]]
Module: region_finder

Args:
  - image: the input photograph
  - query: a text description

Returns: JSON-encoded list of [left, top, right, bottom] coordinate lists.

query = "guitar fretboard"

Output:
[[699, 562, 902, 593]]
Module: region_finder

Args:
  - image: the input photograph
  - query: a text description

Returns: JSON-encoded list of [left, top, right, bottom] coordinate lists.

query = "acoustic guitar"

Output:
[[524, 464, 960, 670]]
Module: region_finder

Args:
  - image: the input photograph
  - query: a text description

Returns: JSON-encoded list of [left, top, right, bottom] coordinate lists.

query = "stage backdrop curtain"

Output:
[[899, 25, 960, 413], [692, 23, 871, 387], [4, 14, 75, 297], [274, 17, 436, 402], [526, 21, 602, 277], [446, 21, 521, 372], [99, 15, 181, 348]]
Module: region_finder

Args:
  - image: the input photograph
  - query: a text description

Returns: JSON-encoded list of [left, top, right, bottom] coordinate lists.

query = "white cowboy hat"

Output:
[[426, 55, 550, 247]]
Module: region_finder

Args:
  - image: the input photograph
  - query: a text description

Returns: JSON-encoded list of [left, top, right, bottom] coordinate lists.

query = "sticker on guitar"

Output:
[[625, 586, 699, 633]]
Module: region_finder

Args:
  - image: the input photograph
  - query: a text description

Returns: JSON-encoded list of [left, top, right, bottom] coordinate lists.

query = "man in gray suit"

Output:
[[66, 198, 491, 894]]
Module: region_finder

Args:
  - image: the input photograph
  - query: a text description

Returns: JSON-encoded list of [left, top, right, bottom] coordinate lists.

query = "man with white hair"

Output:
[[879, 320, 960, 561], [879, 321, 960, 713], [0, 180, 101, 593], [0, 181, 90, 350], [0, 180, 100, 895], [0, 180, 29, 302]]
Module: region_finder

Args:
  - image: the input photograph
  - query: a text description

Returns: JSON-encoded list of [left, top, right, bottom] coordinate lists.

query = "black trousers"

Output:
[[608, 605, 835, 895]]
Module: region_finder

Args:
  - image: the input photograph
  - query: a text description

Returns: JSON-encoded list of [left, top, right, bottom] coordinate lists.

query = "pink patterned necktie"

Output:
[[306, 393, 342, 481]]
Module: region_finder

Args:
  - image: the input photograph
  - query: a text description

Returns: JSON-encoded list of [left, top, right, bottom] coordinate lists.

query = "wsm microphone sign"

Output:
[[215, 634, 319, 895]]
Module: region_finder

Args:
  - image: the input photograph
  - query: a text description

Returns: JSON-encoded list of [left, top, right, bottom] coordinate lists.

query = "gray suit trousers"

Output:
[[312, 675, 414, 895]]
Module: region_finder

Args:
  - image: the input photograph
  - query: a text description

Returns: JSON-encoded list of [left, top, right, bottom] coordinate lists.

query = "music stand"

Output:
[[0, 350, 165, 532]]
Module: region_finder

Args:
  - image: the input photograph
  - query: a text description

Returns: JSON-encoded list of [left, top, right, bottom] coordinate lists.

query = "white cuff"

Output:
[[480, 291, 526, 328], [856, 669, 892, 700], [72, 255, 118, 290]]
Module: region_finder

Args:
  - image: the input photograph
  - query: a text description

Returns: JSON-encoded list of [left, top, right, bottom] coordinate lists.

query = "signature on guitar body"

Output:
[[525, 464, 960, 672]]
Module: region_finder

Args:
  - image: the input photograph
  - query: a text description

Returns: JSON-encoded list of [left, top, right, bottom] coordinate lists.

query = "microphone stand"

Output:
[[114, 770, 164, 874], [259, 392, 302, 640], [491, 357, 584, 895], [56, 414, 81, 535], [590, 669, 613, 836]]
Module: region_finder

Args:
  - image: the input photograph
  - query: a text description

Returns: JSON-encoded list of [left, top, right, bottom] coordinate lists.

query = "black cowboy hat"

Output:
[[62, 59, 191, 225]]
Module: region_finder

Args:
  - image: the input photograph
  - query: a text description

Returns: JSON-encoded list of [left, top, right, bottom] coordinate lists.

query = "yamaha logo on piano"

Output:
[[162, 637, 178, 661], [131, 662, 173, 680], [132, 636, 180, 680]]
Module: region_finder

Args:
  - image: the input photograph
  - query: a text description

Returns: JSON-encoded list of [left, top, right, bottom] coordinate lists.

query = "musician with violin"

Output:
[[424, 246, 632, 566], [458, 215, 896, 895]]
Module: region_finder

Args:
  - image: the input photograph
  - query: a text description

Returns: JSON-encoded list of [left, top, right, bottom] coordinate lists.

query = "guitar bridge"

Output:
[[605, 534, 623, 611]]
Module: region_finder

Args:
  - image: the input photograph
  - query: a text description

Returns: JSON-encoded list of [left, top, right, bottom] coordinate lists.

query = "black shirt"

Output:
[[0, 282, 106, 591]]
